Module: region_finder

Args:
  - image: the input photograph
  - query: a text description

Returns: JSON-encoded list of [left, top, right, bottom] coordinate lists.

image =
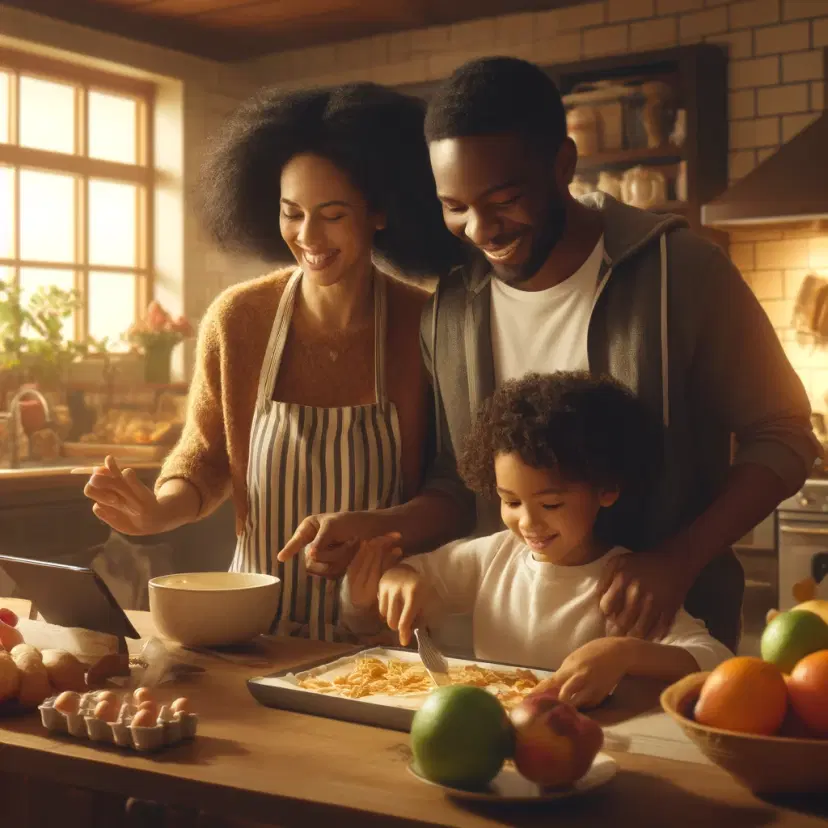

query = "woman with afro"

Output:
[[81, 83, 468, 641]]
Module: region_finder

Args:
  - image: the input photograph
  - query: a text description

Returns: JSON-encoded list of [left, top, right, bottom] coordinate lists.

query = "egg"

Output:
[[133, 687, 154, 705], [137, 700, 158, 719], [94, 699, 118, 723], [131, 708, 156, 729], [95, 690, 117, 704], [54, 691, 81, 715], [171, 697, 190, 715]]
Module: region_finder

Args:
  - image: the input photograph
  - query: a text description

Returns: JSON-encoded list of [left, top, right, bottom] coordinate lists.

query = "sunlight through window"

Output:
[[0, 50, 154, 347], [19, 76, 75, 155]]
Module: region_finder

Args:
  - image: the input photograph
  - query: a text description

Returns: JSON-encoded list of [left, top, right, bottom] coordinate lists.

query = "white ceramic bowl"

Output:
[[149, 572, 280, 647]]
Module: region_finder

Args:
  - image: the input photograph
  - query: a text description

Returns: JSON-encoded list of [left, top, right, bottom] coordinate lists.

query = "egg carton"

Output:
[[38, 692, 197, 753]]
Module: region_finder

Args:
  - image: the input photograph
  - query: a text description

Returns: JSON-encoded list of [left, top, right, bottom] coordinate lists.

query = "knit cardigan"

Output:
[[156, 267, 431, 533]]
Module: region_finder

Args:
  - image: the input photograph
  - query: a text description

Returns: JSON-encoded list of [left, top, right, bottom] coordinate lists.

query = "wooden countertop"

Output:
[[0, 598, 825, 827]]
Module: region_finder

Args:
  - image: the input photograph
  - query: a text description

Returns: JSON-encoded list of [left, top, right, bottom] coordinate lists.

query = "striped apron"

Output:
[[230, 268, 403, 641]]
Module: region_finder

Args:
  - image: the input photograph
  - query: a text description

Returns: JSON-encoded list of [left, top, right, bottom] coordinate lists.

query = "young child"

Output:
[[360, 372, 733, 708]]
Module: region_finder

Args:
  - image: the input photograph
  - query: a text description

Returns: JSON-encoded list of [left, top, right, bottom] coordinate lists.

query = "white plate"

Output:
[[408, 752, 617, 802]]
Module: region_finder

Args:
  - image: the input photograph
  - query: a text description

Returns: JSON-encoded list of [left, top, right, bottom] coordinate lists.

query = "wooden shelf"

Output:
[[651, 200, 689, 214], [576, 145, 684, 172], [398, 45, 728, 249]]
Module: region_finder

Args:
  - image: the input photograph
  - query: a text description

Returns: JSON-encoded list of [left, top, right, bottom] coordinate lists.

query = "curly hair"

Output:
[[424, 57, 567, 155], [459, 372, 663, 504], [197, 83, 465, 276]]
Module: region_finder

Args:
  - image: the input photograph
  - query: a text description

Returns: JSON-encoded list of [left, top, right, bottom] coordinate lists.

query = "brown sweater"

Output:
[[157, 267, 431, 533]]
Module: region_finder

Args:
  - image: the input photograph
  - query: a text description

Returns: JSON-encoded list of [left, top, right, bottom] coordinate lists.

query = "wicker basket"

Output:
[[661, 672, 828, 795]]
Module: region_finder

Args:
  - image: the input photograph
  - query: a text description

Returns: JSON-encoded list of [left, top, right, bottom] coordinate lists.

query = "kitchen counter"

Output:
[[0, 599, 825, 828]]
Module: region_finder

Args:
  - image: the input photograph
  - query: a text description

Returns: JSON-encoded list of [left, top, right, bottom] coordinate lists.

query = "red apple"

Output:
[[0, 620, 23, 651], [0, 608, 18, 627], [510, 692, 604, 788]]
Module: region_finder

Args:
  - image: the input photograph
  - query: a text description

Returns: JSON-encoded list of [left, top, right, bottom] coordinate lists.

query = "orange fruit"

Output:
[[787, 650, 828, 736], [694, 657, 788, 736]]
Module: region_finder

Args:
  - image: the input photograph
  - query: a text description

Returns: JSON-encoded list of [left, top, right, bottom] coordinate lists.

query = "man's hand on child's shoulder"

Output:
[[378, 564, 427, 647], [596, 549, 694, 641]]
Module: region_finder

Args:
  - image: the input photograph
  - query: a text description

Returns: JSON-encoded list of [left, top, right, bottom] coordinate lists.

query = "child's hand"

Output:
[[541, 638, 632, 709], [378, 565, 426, 647], [345, 534, 403, 611]]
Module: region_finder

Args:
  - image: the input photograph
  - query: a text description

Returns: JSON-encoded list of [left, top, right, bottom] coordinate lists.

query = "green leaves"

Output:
[[0, 278, 104, 385]]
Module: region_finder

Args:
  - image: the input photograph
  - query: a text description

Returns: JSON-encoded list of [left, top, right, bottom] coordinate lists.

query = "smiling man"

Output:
[[420, 57, 819, 651]]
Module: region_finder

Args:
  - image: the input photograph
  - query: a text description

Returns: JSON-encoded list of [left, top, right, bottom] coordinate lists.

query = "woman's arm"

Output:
[[154, 297, 234, 520]]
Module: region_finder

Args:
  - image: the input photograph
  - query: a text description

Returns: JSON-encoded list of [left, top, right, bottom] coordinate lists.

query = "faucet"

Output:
[[7, 387, 52, 469]]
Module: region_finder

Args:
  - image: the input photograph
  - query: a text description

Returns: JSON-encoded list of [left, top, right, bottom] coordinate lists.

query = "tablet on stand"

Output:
[[0, 555, 140, 678]]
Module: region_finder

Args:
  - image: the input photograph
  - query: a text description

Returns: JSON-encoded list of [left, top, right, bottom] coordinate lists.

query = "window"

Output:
[[0, 48, 155, 348]]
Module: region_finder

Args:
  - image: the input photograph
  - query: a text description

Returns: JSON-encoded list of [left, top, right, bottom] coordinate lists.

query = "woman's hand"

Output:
[[345, 535, 403, 611], [278, 511, 396, 578], [378, 565, 427, 647], [80, 456, 182, 536], [536, 638, 632, 709]]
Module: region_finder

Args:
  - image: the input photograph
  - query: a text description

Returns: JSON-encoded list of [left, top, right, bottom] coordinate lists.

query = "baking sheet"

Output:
[[248, 647, 552, 732]]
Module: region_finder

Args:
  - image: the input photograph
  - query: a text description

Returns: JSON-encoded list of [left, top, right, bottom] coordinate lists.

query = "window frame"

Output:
[[0, 46, 155, 344]]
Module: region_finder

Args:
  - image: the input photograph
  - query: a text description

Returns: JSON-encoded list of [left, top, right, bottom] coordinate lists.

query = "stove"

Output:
[[777, 478, 828, 610]]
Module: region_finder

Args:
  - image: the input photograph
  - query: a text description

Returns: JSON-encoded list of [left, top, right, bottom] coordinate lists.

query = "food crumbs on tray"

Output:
[[298, 657, 541, 708]]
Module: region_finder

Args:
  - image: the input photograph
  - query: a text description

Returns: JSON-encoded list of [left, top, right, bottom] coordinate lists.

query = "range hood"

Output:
[[703, 51, 828, 228]]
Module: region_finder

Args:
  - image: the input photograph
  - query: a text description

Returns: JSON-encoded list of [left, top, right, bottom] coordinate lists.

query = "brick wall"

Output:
[[732, 229, 828, 411], [247, 0, 828, 409], [248, 0, 828, 188]]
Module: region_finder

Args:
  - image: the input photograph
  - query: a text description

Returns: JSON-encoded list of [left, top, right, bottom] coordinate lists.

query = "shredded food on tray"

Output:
[[298, 657, 541, 708]]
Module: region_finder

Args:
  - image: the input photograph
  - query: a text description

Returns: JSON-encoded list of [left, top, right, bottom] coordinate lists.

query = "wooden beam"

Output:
[[1, 0, 600, 60]]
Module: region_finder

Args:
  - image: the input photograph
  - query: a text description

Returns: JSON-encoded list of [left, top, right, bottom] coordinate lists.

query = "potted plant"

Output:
[[126, 301, 194, 385], [0, 278, 104, 391], [0, 278, 108, 432]]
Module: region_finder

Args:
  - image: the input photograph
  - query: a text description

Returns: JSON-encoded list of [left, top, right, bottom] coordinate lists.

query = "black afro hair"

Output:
[[197, 82, 465, 276]]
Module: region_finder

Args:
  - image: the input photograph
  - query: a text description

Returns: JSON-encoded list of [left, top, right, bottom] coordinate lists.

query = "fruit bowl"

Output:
[[661, 672, 828, 795]]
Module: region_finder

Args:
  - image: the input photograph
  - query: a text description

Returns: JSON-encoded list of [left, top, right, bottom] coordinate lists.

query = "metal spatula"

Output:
[[414, 627, 451, 687]]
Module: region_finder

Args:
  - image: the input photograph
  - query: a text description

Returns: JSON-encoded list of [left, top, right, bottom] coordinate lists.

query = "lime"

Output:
[[410, 685, 514, 789], [761, 610, 828, 674]]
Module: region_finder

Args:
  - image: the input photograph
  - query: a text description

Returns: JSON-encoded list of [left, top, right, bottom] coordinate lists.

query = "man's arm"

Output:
[[674, 244, 818, 570], [601, 243, 820, 636]]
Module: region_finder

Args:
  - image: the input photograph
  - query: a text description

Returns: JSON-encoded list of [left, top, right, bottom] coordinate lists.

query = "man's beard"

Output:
[[493, 199, 568, 286]]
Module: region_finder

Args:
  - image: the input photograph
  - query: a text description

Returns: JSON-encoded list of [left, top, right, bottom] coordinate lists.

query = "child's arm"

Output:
[[537, 638, 699, 709], [657, 607, 735, 672], [539, 610, 733, 709], [377, 534, 497, 644]]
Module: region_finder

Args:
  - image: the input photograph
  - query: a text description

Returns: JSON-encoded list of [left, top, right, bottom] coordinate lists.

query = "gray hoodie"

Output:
[[421, 192, 820, 646]]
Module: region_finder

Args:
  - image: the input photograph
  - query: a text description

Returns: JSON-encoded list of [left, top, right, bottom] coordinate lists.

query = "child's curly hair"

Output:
[[459, 372, 663, 502]]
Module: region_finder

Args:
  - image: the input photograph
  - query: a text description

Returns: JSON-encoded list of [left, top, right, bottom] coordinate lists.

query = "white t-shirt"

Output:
[[403, 531, 732, 673], [491, 236, 605, 385]]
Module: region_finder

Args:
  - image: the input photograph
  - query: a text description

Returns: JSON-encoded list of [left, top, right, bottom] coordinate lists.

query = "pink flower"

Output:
[[146, 301, 171, 333], [170, 316, 194, 337]]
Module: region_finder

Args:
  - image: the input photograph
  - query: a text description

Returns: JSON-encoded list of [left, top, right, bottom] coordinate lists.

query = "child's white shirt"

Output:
[[401, 530, 733, 672]]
